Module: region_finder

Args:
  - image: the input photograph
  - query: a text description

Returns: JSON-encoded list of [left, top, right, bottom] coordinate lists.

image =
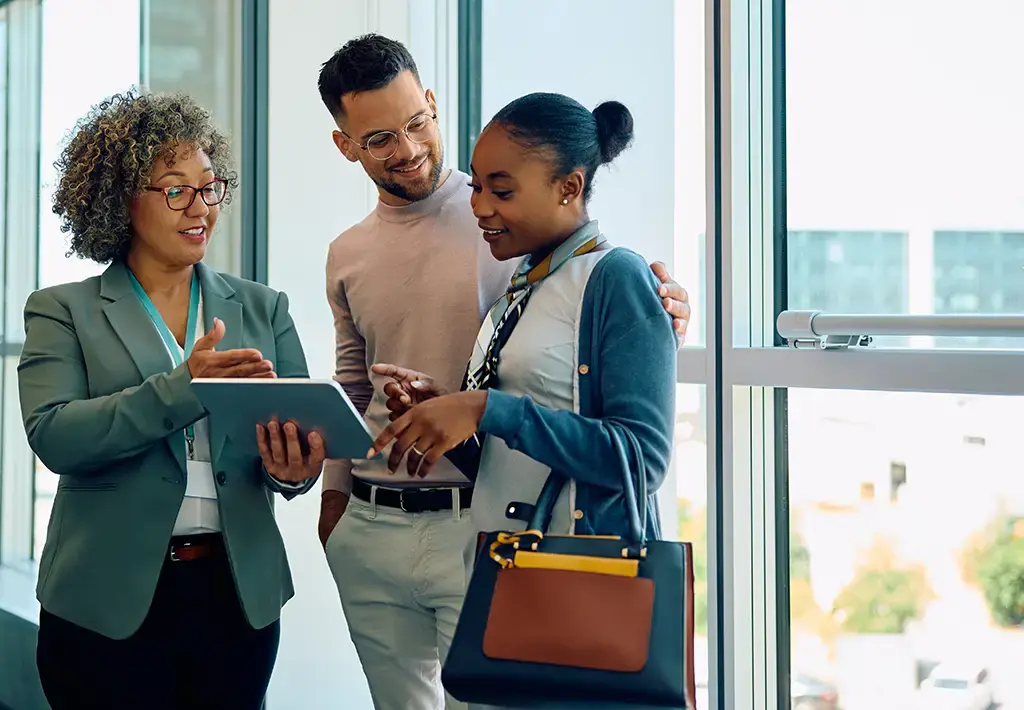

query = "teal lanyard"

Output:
[[128, 270, 201, 458]]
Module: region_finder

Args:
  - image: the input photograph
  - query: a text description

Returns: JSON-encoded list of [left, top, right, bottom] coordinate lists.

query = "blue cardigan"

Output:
[[477, 247, 677, 542]]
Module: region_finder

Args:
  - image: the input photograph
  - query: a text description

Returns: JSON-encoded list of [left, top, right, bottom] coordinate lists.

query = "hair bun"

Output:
[[592, 101, 634, 164]]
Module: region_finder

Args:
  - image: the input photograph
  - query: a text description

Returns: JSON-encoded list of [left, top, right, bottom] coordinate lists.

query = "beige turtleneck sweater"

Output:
[[322, 170, 514, 492]]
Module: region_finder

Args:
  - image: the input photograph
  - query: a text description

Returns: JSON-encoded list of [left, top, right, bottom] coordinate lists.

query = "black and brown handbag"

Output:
[[442, 428, 697, 707]]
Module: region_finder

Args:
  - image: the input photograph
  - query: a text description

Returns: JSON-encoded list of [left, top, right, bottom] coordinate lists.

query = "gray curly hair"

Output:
[[51, 87, 238, 264]]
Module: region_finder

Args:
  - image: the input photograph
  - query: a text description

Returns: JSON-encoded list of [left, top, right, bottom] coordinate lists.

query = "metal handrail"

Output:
[[776, 310, 1024, 349]]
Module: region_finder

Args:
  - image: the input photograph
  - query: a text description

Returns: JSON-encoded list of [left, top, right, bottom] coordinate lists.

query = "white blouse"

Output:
[[160, 295, 221, 536], [469, 250, 612, 556]]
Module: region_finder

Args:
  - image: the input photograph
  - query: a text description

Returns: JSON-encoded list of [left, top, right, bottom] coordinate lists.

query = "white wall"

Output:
[[264, 1, 456, 707]]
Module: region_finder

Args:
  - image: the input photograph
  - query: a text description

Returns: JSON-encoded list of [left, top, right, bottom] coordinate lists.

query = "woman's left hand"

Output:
[[257, 418, 326, 483], [367, 390, 488, 477]]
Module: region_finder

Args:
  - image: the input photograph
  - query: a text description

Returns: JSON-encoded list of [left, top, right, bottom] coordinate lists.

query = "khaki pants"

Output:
[[325, 491, 474, 710]]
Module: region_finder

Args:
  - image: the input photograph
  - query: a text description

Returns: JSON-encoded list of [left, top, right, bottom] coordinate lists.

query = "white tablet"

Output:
[[190, 378, 374, 460]]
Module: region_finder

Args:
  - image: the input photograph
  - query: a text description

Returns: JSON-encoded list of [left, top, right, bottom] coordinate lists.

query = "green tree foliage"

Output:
[[832, 539, 933, 634], [965, 516, 1024, 628]]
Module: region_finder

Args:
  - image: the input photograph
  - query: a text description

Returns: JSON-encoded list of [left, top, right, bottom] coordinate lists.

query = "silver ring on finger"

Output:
[[411, 444, 426, 457], [411, 445, 429, 477]]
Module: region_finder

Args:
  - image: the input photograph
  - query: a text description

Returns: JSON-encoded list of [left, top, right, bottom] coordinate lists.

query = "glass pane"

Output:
[[788, 388, 1024, 710], [0, 7, 12, 563], [480, 0, 706, 345], [0, 0, 41, 563], [674, 384, 710, 706], [786, 1, 1024, 348], [0, 9, 7, 308], [37, 0, 140, 290], [143, 0, 244, 276]]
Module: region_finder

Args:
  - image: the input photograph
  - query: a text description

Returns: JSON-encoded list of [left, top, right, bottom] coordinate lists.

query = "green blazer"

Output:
[[18, 260, 315, 640]]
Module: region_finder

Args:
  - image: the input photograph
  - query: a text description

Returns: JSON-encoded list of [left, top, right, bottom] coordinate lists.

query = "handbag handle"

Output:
[[526, 425, 648, 547]]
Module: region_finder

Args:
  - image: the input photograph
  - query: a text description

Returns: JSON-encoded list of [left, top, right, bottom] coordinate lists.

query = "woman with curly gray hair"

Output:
[[18, 89, 323, 709]]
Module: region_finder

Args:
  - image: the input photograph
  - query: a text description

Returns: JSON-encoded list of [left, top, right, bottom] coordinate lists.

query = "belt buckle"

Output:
[[169, 541, 191, 562], [399, 489, 411, 513]]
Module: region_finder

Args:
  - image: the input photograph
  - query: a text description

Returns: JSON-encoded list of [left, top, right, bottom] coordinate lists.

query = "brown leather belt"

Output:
[[351, 477, 472, 513], [168, 533, 223, 563]]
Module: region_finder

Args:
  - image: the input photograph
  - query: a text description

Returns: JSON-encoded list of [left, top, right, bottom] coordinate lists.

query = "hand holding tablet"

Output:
[[255, 418, 326, 483]]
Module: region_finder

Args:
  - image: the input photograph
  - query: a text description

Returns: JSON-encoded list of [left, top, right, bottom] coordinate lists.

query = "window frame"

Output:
[[456, 0, 480, 174], [240, 0, 269, 285], [0, 0, 41, 573]]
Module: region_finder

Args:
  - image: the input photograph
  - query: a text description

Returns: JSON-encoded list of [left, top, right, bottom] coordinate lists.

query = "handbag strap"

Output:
[[526, 425, 648, 547], [619, 425, 648, 545]]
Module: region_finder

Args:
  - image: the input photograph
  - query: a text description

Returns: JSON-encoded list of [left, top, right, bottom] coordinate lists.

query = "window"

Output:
[[788, 230, 910, 346], [785, 2, 1024, 347], [143, 0, 245, 277], [748, 2, 1024, 709], [36, 0, 141, 290], [0, 0, 41, 568], [789, 390, 1023, 708], [788, 231, 908, 315], [674, 384, 709, 706], [934, 231, 1024, 347]]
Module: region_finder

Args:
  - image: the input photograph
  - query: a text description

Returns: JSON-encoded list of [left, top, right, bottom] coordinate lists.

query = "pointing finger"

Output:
[[383, 381, 411, 406]]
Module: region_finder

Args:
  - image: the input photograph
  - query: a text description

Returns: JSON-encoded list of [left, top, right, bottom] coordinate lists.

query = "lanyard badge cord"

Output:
[[128, 270, 202, 459]]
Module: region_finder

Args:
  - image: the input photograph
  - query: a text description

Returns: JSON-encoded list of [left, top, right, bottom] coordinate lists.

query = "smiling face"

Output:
[[469, 123, 586, 261], [127, 144, 220, 269], [332, 70, 445, 205]]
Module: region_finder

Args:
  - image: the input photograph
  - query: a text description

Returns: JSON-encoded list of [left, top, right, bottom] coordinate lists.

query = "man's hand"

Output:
[[649, 262, 691, 345], [371, 363, 446, 422], [187, 318, 276, 378], [257, 418, 326, 483], [319, 489, 349, 550]]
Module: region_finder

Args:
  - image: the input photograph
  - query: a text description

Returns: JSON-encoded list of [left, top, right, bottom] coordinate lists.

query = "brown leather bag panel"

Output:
[[482, 567, 655, 672]]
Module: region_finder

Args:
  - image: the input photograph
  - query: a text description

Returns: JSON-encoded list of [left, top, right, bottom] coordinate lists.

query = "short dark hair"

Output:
[[318, 33, 420, 121], [489, 93, 634, 202]]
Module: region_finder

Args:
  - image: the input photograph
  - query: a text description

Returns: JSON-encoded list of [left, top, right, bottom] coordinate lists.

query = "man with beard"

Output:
[[315, 34, 691, 710]]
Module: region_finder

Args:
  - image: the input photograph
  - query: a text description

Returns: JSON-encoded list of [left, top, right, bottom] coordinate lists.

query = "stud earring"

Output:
[[561, 198, 568, 205]]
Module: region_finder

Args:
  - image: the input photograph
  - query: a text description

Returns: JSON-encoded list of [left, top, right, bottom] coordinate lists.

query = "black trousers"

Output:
[[36, 535, 279, 710]]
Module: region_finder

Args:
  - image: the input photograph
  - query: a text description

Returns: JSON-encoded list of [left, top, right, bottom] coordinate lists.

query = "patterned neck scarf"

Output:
[[446, 221, 606, 483], [462, 220, 606, 393]]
